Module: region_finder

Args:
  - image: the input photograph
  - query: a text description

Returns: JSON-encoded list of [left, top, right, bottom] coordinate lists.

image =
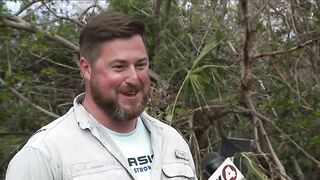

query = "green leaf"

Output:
[[40, 67, 57, 75], [16, 75, 32, 83], [191, 30, 225, 70], [0, 91, 12, 101]]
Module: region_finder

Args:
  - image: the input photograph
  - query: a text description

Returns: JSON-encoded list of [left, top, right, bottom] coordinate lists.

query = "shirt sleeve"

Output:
[[5, 147, 54, 180]]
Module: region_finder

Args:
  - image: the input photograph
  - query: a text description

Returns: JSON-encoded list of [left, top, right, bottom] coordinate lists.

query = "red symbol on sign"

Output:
[[222, 165, 237, 180]]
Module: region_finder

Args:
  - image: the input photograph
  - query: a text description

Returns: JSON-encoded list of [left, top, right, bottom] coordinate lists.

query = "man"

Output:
[[5, 11, 197, 180]]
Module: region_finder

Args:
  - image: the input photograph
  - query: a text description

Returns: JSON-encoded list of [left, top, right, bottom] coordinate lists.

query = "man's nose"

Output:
[[124, 66, 140, 85]]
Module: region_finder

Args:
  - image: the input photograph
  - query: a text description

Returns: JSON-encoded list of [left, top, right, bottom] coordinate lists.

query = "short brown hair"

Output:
[[79, 11, 145, 64]]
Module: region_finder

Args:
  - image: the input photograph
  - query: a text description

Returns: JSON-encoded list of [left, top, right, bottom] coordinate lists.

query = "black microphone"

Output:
[[201, 152, 225, 176], [201, 152, 246, 180]]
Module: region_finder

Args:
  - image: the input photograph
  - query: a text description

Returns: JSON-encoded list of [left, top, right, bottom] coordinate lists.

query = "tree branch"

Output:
[[274, 66, 312, 110], [21, 1, 48, 19], [239, 0, 289, 179], [14, 0, 42, 16], [79, 1, 101, 21], [291, 156, 304, 180], [255, 111, 320, 167], [130, 5, 150, 17], [40, 0, 84, 27], [0, 78, 60, 119], [30, 53, 78, 70], [253, 37, 320, 59], [0, 14, 79, 52]]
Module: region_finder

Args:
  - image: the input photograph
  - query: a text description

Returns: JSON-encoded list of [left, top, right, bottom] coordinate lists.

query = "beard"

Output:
[[90, 79, 149, 122]]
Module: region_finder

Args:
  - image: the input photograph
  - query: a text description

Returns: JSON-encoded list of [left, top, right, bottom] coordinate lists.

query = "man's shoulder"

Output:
[[142, 113, 191, 159], [25, 107, 76, 149]]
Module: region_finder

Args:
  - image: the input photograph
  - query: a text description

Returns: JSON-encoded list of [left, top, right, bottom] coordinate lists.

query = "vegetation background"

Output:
[[0, 0, 319, 179]]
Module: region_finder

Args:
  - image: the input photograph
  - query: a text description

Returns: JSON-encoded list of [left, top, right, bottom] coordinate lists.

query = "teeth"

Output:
[[125, 91, 137, 95]]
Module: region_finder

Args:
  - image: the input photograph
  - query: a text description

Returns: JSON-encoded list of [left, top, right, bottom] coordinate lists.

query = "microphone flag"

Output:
[[208, 157, 246, 180]]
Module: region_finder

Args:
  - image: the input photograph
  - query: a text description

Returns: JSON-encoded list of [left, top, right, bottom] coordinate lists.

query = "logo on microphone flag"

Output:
[[208, 158, 245, 180]]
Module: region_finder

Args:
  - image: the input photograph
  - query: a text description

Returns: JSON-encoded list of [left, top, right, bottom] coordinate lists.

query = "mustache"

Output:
[[117, 84, 143, 93]]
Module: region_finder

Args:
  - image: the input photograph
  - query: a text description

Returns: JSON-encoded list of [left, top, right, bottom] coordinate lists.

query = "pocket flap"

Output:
[[162, 162, 195, 178]]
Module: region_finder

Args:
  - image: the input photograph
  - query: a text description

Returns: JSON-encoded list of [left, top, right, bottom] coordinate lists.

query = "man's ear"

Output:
[[79, 57, 92, 81]]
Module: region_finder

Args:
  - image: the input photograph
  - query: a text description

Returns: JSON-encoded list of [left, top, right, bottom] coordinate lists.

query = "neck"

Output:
[[82, 93, 137, 133]]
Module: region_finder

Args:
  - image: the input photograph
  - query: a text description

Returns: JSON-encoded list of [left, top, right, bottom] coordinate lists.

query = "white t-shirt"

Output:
[[101, 117, 153, 180]]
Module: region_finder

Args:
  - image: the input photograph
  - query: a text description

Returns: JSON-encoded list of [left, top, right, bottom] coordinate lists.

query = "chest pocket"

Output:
[[162, 162, 195, 180], [70, 161, 132, 180]]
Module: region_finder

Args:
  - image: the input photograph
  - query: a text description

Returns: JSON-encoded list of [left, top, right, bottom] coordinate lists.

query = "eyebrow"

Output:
[[109, 58, 148, 64], [109, 59, 127, 64], [136, 58, 149, 63]]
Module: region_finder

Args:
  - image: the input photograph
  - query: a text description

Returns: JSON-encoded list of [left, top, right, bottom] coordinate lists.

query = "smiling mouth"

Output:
[[122, 91, 139, 97]]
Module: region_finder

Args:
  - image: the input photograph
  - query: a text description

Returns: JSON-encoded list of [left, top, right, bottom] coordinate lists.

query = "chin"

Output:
[[124, 104, 144, 115]]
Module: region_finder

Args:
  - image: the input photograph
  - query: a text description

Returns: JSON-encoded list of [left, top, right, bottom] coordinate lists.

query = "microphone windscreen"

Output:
[[201, 152, 225, 176]]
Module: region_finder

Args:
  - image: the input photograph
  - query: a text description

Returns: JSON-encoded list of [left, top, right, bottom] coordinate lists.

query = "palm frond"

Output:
[[170, 30, 225, 119]]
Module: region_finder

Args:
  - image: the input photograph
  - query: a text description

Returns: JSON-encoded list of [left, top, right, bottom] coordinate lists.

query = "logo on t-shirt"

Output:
[[128, 155, 154, 173]]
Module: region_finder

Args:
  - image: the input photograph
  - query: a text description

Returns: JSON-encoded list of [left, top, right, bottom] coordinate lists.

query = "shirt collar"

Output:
[[73, 93, 93, 129]]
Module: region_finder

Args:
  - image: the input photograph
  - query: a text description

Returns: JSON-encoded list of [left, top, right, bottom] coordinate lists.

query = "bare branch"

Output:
[[14, 0, 42, 16], [30, 53, 78, 70], [152, 0, 161, 19], [0, 14, 79, 52], [164, 0, 172, 22], [21, 1, 47, 19], [274, 66, 312, 110], [149, 69, 167, 87], [130, 5, 150, 17], [252, 0, 269, 20], [40, 0, 84, 27], [291, 156, 305, 180], [79, 1, 101, 22], [253, 37, 320, 59], [256, 111, 320, 167], [0, 78, 60, 119]]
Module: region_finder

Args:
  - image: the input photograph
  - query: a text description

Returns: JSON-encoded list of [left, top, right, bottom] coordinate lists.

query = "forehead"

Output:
[[96, 35, 148, 63], [103, 35, 145, 50]]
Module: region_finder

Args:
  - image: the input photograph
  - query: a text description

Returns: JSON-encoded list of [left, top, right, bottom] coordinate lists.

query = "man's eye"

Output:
[[112, 65, 125, 71], [136, 63, 146, 70]]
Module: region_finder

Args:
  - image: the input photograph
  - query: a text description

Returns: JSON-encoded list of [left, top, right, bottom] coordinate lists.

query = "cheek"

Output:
[[94, 72, 124, 91], [141, 72, 151, 88], [105, 79, 124, 91]]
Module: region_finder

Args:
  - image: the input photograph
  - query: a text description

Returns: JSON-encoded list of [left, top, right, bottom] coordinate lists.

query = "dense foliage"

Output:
[[0, 0, 319, 179]]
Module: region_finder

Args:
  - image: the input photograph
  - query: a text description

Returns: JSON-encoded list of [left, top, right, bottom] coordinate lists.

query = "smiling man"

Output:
[[5, 11, 197, 180]]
